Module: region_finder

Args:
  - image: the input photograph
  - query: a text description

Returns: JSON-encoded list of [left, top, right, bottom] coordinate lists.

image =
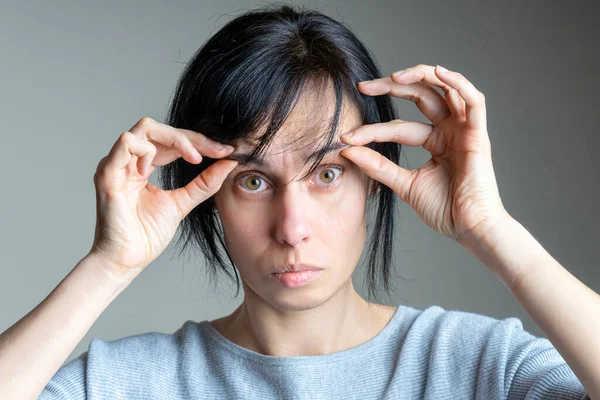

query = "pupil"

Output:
[[247, 177, 259, 189]]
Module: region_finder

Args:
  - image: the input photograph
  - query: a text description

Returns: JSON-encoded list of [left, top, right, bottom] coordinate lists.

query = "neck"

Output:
[[214, 279, 391, 357]]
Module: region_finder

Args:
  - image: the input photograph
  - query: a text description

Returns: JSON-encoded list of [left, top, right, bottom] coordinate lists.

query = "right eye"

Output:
[[237, 174, 272, 194]]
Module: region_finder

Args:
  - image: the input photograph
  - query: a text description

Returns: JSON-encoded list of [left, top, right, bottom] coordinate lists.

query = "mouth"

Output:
[[271, 264, 324, 274]]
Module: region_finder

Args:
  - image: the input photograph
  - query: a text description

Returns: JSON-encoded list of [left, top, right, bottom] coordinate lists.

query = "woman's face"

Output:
[[213, 92, 372, 311]]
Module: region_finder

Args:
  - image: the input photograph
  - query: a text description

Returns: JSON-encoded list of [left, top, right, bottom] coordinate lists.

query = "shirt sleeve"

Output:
[[38, 352, 87, 400], [501, 317, 590, 400]]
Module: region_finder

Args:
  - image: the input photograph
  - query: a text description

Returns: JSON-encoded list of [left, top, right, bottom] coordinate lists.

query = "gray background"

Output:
[[1, 0, 598, 366]]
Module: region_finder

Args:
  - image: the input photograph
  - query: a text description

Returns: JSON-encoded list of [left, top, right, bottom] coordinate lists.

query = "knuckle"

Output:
[[95, 156, 107, 171], [93, 171, 102, 185], [374, 153, 386, 170], [407, 88, 422, 103], [138, 116, 155, 127], [173, 132, 189, 150], [478, 92, 486, 103], [192, 173, 211, 195], [93, 167, 107, 185], [144, 144, 158, 160], [119, 131, 134, 143], [390, 168, 401, 191]]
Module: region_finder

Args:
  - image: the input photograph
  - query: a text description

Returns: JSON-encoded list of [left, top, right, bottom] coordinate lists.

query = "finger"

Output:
[[128, 117, 235, 163], [340, 146, 414, 204], [137, 150, 156, 177], [391, 65, 485, 130], [401, 62, 467, 119], [390, 65, 463, 117], [357, 77, 450, 125], [95, 156, 109, 174], [171, 159, 239, 219], [390, 64, 451, 92], [433, 66, 487, 130], [340, 119, 433, 147], [447, 87, 466, 120], [103, 132, 157, 175]]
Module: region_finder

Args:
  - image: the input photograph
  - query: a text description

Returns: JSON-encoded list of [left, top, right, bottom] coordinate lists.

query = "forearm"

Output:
[[0, 254, 134, 400], [459, 214, 600, 399]]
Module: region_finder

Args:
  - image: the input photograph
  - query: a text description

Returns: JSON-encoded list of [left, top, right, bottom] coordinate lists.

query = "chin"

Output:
[[245, 276, 334, 312], [266, 295, 330, 313]]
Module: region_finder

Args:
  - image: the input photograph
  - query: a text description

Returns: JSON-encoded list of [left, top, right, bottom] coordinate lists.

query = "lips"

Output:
[[271, 264, 324, 274]]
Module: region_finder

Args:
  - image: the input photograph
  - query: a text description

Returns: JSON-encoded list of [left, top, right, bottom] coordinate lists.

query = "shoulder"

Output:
[[401, 304, 528, 339], [89, 319, 201, 357], [396, 304, 539, 378], [400, 304, 541, 361], [396, 305, 588, 399], [41, 320, 206, 399], [85, 320, 207, 397]]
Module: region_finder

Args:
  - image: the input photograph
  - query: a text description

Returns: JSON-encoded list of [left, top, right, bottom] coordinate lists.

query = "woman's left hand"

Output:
[[340, 64, 510, 244]]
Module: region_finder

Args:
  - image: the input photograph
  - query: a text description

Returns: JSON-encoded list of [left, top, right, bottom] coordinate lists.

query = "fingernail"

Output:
[[360, 80, 373, 85], [341, 131, 355, 139], [218, 144, 235, 152], [392, 69, 406, 78], [437, 65, 449, 73]]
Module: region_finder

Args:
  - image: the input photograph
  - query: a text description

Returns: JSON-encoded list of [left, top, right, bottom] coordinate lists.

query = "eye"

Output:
[[314, 165, 343, 186], [237, 165, 344, 195], [239, 175, 270, 193]]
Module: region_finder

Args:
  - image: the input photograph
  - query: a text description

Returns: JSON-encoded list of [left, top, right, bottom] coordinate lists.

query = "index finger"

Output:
[[391, 65, 486, 130], [357, 76, 450, 125], [128, 117, 235, 159]]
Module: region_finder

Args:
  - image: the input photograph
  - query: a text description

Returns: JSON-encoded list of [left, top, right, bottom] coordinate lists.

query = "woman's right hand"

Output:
[[88, 117, 238, 279]]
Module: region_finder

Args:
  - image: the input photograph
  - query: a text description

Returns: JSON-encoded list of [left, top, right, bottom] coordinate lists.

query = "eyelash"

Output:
[[237, 164, 345, 195]]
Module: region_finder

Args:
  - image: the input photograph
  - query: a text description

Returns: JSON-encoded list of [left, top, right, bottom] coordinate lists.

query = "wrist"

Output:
[[456, 211, 523, 283], [457, 212, 548, 293], [456, 210, 514, 252], [82, 252, 142, 287]]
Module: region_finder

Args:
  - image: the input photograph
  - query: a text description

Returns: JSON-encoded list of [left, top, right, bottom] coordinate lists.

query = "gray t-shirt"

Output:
[[39, 304, 589, 399]]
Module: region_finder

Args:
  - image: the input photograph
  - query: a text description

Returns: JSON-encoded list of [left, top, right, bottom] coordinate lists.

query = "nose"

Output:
[[274, 186, 312, 248]]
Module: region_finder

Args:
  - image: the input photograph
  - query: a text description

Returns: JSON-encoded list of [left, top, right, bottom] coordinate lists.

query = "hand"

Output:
[[89, 117, 238, 278], [340, 64, 509, 244]]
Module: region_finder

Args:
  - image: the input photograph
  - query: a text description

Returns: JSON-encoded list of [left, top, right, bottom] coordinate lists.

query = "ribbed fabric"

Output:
[[39, 305, 590, 399]]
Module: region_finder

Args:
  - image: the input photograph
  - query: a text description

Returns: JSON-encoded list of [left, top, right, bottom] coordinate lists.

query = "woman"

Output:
[[0, 4, 594, 399]]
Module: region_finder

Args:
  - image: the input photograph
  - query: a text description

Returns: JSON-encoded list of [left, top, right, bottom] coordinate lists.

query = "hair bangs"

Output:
[[158, 4, 404, 304]]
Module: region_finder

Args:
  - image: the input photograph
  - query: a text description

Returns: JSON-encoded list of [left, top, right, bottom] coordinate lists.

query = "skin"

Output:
[[337, 64, 599, 396], [211, 83, 397, 357]]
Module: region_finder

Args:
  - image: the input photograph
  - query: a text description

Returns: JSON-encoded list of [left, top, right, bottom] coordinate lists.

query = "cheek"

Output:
[[319, 181, 368, 240], [213, 189, 269, 257]]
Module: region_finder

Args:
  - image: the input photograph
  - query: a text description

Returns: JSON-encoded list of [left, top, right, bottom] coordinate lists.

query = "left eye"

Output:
[[315, 166, 343, 185]]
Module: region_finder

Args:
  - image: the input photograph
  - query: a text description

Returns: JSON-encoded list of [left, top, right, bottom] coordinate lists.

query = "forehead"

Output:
[[229, 142, 352, 169], [232, 83, 362, 156], [229, 119, 360, 170]]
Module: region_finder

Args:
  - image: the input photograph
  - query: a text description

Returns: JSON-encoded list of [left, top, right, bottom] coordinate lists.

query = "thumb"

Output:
[[172, 159, 238, 219], [341, 146, 414, 204]]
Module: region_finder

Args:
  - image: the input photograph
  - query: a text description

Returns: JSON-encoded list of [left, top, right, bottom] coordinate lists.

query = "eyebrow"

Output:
[[226, 142, 352, 167]]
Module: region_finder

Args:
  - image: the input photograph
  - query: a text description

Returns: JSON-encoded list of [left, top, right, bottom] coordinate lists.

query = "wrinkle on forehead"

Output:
[[234, 80, 361, 157]]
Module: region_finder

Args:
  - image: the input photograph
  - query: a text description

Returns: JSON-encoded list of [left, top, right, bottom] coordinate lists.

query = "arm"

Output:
[[458, 214, 600, 399], [0, 254, 135, 400], [0, 118, 235, 400]]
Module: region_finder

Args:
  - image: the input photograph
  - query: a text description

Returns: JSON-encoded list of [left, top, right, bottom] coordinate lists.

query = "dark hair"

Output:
[[159, 3, 402, 304]]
